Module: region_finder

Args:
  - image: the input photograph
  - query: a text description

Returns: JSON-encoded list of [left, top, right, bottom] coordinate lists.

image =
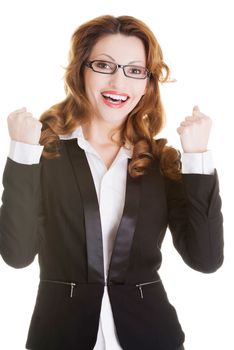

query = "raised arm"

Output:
[[167, 106, 224, 273], [0, 108, 44, 268]]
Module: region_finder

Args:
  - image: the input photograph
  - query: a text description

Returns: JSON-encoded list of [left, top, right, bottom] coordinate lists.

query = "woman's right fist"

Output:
[[7, 107, 43, 145]]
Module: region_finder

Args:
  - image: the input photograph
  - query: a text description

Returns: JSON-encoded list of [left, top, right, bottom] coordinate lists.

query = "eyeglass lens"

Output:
[[89, 60, 149, 79]]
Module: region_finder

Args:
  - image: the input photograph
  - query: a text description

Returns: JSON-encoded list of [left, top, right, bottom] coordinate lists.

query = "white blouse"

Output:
[[64, 126, 131, 350], [8, 126, 214, 350]]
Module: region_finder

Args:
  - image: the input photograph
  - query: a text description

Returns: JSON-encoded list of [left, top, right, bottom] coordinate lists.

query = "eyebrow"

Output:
[[95, 53, 144, 65]]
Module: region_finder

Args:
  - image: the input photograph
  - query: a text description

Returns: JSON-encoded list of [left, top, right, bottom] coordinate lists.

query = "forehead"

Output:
[[89, 33, 146, 63]]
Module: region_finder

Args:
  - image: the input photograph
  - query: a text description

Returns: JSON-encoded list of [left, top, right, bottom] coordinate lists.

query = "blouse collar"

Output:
[[59, 125, 133, 160]]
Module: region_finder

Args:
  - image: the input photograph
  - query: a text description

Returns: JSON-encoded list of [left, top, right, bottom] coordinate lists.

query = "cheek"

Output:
[[128, 84, 147, 110], [133, 81, 147, 98], [84, 71, 102, 95], [132, 86, 146, 103]]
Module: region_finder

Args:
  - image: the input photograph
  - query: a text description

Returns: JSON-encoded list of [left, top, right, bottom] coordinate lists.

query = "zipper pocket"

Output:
[[41, 279, 77, 298], [136, 279, 161, 299]]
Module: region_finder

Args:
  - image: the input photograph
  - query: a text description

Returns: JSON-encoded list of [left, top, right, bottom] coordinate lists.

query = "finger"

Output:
[[185, 115, 198, 121], [8, 108, 28, 119], [13, 107, 27, 114], [193, 105, 200, 112], [8, 113, 32, 121], [192, 107, 208, 120], [176, 126, 183, 135], [177, 126, 186, 135], [23, 113, 33, 118], [180, 120, 193, 127]]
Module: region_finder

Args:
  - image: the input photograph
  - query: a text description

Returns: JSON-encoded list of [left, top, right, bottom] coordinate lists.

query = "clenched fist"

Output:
[[177, 106, 212, 153], [7, 107, 43, 145]]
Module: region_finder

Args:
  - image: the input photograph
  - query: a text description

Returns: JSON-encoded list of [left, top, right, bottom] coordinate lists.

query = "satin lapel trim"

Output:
[[64, 139, 104, 283], [108, 160, 141, 283]]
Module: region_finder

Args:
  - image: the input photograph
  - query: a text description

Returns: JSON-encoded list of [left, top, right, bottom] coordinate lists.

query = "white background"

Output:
[[0, 0, 233, 349]]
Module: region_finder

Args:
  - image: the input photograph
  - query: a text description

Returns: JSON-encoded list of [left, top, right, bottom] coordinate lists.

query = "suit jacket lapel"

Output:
[[64, 139, 141, 285], [65, 139, 105, 283], [108, 163, 141, 283]]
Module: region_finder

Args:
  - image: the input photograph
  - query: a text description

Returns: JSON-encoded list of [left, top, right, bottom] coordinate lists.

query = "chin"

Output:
[[98, 112, 128, 126]]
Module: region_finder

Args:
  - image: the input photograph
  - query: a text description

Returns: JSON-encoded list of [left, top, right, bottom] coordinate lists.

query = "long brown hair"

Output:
[[39, 15, 181, 180]]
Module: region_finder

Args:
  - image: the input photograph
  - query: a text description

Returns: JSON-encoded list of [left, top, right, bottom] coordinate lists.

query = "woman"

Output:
[[0, 15, 223, 350]]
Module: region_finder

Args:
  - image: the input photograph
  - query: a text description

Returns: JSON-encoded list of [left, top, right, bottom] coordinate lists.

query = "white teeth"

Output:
[[102, 93, 128, 101]]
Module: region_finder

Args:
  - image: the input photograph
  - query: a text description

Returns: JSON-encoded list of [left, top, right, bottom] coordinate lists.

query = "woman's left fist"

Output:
[[177, 106, 212, 153]]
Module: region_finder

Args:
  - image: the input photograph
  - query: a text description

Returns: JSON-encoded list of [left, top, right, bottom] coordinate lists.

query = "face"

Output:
[[83, 33, 148, 127]]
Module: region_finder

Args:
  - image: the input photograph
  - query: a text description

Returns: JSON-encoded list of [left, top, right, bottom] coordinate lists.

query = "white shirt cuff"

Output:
[[181, 150, 214, 175], [9, 140, 44, 165]]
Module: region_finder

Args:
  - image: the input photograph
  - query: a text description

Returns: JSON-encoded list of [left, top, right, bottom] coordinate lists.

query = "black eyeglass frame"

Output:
[[85, 60, 151, 80]]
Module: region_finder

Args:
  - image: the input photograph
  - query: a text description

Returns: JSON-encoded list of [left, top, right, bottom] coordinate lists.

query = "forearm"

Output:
[[0, 157, 42, 268], [168, 171, 224, 273], [183, 171, 223, 272]]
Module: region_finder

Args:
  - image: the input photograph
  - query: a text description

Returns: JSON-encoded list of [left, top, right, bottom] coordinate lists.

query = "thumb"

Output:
[[193, 105, 200, 113]]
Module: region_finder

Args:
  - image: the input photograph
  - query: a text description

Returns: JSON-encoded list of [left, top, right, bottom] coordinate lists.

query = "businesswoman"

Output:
[[0, 15, 223, 350]]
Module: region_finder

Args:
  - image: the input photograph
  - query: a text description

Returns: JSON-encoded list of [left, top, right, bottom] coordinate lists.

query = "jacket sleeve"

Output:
[[166, 170, 224, 273], [0, 157, 44, 268]]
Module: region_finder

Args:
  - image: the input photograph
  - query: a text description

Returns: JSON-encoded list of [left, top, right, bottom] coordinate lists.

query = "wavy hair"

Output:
[[39, 15, 181, 181]]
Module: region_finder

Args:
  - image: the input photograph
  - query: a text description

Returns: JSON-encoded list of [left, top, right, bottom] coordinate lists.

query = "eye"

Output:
[[93, 60, 114, 71], [125, 66, 146, 79], [97, 62, 109, 69], [129, 67, 142, 75]]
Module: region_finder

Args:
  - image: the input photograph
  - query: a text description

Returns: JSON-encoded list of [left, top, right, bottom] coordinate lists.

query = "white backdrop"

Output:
[[0, 1, 233, 349]]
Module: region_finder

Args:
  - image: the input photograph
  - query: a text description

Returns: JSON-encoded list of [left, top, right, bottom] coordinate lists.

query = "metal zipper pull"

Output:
[[136, 285, 144, 299], [136, 279, 161, 299], [70, 283, 76, 298]]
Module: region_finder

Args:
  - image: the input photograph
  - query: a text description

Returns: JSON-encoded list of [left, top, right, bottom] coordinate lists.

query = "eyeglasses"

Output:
[[85, 60, 151, 80]]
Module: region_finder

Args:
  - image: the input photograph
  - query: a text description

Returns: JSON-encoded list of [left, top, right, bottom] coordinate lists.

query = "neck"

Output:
[[81, 120, 122, 146]]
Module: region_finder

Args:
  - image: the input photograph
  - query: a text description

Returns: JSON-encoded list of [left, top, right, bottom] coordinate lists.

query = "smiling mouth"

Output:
[[101, 92, 130, 105]]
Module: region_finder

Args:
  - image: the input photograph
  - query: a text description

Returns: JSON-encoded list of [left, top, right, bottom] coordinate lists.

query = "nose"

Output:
[[108, 67, 127, 89]]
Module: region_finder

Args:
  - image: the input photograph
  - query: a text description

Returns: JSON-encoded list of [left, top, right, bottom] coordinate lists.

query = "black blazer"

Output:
[[0, 139, 224, 350]]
